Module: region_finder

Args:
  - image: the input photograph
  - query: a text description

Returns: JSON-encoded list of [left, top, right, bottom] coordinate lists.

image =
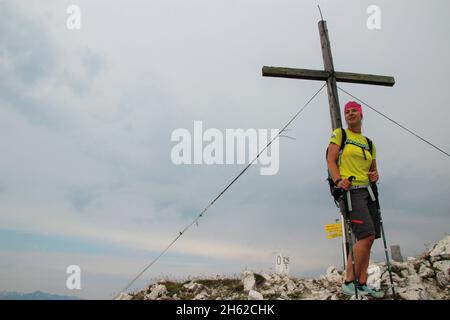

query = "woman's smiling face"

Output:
[[345, 107, 362, 126]]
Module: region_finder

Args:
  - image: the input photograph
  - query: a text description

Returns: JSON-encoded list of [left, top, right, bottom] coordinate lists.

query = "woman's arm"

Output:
[[369, 159, 379, 183], [327, 143, 341, 182], [327, 143, 351, 190]]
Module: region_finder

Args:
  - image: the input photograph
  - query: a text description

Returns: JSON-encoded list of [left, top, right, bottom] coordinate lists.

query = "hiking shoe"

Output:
[[341, 282, 368, 296], [358, 285, 384, 298]]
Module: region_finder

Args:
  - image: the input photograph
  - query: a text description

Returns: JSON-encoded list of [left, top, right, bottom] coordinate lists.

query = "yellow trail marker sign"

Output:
[[324, 223, 342, 239]]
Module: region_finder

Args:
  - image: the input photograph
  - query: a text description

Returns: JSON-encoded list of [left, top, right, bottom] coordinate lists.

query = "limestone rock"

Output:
[[127, 236, 450, 301], [194, 291, 208, 300], [432, 260, 450, 289], [397, 284, 430, 300], [194, 293, 208, 300], [183, 281, 203, 292], [435, 272, 449, 289], [242, 271, 256, 291], [429, 235, 450, 262], [432, 260, 450, 274], [115, 292, 132, 300], [261, 274, 271, 282], [261, 288, 276, 296], [145, 284, 167, 300], [270, 273, 282, 284], [285, 279, 297, 294], [400, 269, 410, 278], [325, 266, 343, 284], [418, 263, 435, 279], [367, 265, 382, 290], [248, 290, 264, 300], [330, 294, 339, 300]]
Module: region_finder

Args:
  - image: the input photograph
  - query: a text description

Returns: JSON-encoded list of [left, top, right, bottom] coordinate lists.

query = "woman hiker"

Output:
[[326, 101, 384, 298]]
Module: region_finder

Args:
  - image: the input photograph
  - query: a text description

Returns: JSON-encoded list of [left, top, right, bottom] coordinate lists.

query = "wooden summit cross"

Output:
[[262, 19, 395, 130]]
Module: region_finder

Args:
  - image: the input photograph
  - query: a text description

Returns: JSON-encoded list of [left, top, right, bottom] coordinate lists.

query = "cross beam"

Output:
[[262, 67, 395, 87], [262, 20, 395, 130]]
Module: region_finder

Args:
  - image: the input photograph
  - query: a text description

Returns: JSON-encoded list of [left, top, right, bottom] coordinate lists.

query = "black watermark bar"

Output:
[[0, 300, 446, 319]]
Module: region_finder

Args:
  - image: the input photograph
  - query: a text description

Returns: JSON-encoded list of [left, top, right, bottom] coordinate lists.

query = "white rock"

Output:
[[183, 281, 203, 292], [272, 284, 285, 295], [285, 279, 297, 294], [428, 235, 450, 261], [115, 292, 132, 300], [281, 274, 291, 283], [432, 260, 450, 288], [271, 273, 282, 283], [418, 263, 434, 279], [397, 284, 430, 300], [325, 266, 343, 284], [390, 260, 410, 271], [248, 290, 264, 300], [392, 259, 417, 277], [435, 271, 449, 289], [146, 284, 168, 300], [406, 274, 423, 286], [242, 271, 256, 291], [349, 295, 368, 300], [316, 291, 333, 300], [279, 293, 291, 300], [194, 291, 208, 300], [381, 270, 404, 286], [367, 265, 382, 290], [261, 288, 276, 296], [262, 274, 272, 282], [400, 269, 410, 278], [433, 260, 450, 273], [296, 282, 306, 292]]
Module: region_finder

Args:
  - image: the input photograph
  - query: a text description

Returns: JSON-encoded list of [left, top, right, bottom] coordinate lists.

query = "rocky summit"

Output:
[[117, 235, 449, 300]]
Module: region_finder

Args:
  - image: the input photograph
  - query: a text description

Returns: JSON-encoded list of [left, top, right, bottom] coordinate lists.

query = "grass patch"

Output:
[[157, 281, 184, 296], [196, 279, 243, 292], [131, 291, 146, 300], [287, 292, 304, 300], [264, 293, 281, 300], [178, 292, 196, 300]]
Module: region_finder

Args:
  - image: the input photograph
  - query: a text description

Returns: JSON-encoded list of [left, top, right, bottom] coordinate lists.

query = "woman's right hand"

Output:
[[337, 178, 352, 190]]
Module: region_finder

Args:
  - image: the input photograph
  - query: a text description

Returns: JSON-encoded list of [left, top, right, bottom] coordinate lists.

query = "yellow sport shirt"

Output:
[[329, 128, 376, 186]]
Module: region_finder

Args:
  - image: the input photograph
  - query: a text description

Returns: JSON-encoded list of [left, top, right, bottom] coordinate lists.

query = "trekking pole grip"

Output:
[[341, 176, 356, 215]]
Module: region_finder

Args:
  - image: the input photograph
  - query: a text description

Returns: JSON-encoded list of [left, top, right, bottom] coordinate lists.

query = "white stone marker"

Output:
[[275, 254, 290, 276]]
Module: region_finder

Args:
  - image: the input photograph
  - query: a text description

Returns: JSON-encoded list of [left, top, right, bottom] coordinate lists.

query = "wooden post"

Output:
[[319, 20, 342, 131]]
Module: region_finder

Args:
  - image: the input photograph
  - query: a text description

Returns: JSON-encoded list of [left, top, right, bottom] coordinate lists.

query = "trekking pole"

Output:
[[338, 217, 347, 270], [370, 183, 396, 299], [341, 176, 359, 299]]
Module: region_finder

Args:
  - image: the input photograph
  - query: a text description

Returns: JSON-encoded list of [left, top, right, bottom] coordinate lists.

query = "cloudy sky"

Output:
[[0, 0, 449, 299]]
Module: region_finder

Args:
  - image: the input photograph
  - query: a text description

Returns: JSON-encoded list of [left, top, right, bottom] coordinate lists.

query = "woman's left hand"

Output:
[[369, 170, 379, 183]]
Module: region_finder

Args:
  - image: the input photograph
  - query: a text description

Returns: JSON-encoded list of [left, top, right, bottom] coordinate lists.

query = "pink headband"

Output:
[[344, 101, 363, 117]]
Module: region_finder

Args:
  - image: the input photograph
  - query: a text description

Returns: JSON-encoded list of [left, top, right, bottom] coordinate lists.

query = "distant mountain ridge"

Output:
[[0, 290, 82, 300]]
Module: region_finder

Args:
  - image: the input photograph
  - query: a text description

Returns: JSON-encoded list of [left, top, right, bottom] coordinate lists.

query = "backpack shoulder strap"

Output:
[[340, 128, 347, 151], [365, 136, 373, 155], [326, 128, 346, 158]]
